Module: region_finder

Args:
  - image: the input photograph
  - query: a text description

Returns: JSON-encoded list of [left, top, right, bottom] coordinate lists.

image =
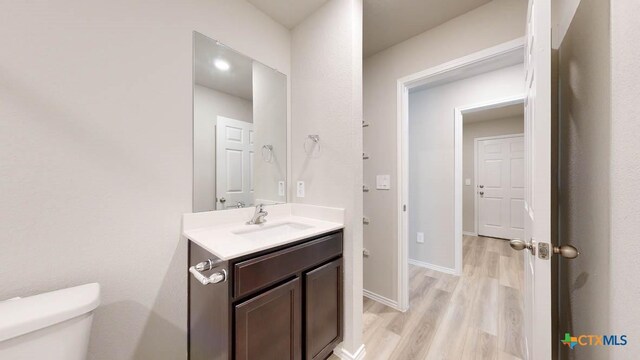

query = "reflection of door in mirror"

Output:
[[216, 116, 254, 210], [192, 32, 287, 212], [192, 79, 253, 212]]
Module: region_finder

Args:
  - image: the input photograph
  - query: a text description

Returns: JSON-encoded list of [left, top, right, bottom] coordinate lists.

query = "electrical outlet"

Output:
[[296, 181, 305, 198], [278, 181, 285, 196], [417, 232, 424, 244]]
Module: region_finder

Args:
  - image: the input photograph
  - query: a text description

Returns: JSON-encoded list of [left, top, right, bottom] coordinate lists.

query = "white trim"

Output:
[[472, 132, 525, 238], [472, 133, 525, 141], [463, 231, 478, 237], [408, 258, 457, 276], [396, 80, 410, 312], [363, 289, 402, 312], [333, 344, 366, 360], [397, 37, 526, 87], [473, 131, 478, 236], [396, 38, 525, 313]]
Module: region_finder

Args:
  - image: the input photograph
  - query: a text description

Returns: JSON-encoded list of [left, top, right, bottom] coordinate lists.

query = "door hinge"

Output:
[[403, 204, 407, 211]]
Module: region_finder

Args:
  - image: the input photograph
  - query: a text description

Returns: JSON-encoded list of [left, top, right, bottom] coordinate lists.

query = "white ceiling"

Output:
[[248, 0, 492, 57], [363, 0, 492, 57], [247, 0, 329, 29], [464, 103, 524, 123], [194, 33, 253, 100]]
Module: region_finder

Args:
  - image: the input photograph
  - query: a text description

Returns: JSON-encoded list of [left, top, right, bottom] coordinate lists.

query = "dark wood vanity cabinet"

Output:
[[304, 258, 342, 360], [189, 230, 343, 360]]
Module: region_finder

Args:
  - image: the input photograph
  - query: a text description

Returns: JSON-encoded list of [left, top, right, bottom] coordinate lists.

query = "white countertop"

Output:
[[182, 204, 345, 260]]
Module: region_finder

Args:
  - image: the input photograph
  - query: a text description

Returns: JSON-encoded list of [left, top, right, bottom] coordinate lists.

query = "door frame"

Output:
[[396, 38, 525, 311], [473, 132, 525, 237]]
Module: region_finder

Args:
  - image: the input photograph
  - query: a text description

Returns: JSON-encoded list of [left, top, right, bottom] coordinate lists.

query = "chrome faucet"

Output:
[[247, 204, 268, 225]]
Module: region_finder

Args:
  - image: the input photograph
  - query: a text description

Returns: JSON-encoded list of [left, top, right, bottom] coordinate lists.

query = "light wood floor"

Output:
[[331, 235, 524, 360]]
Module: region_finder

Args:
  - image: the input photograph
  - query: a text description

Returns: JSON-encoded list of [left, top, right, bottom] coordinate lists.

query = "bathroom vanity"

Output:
[[184, 204, 345, 360], [188, 33, 344, 360]]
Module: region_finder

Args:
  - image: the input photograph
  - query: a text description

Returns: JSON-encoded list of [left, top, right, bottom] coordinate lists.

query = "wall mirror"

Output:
[[193, 32, 287, 212]]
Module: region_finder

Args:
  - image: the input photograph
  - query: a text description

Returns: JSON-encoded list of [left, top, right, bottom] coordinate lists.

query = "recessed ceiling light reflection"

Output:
[[214, 59, 230, 71]]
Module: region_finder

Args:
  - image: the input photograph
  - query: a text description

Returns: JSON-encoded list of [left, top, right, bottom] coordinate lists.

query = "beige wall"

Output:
[[552, 0, 582, 48], [363, 0, 527, 301], [407, 64, 524, 270], [610, 0, 640, 357], [252, 62, 287, 205], [0, 1, 290, 359], [291, 0, 364, 355], [558, 0, 640, 357], [557, 0, 611, 359], [463, 116, 524, 234], [193, 85, 253, 212]]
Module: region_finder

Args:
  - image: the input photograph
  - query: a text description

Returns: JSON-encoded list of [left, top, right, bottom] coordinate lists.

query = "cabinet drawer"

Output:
[[234, 232, 342, 298]]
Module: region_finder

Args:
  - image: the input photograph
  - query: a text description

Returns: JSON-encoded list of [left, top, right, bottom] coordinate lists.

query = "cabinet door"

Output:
[[304, 258, 343, 360], [235, 278, 301, 360]]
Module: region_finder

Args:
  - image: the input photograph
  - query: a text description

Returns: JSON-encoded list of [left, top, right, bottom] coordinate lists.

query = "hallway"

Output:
[[343, 236, 524, 359]]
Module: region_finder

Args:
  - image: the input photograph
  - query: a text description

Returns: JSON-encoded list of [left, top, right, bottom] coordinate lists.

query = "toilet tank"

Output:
[[0, 283, 100, 360]]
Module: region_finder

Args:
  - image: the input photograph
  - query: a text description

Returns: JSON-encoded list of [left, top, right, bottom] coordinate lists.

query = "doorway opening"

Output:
[[378, 38, 528, 358], [396, 38, 526, 310], [462, 103, 525, 240]]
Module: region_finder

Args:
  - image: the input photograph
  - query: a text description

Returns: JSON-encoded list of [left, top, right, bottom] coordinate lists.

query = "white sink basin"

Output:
[[233, 222, 313, 241]]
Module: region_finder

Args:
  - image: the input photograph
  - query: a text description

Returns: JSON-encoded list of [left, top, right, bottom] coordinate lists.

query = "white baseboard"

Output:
[[333, 344, 366, 360], [408, 258, 458, 276], [362, 289, 401, 311], [463, 231, 478, 236]]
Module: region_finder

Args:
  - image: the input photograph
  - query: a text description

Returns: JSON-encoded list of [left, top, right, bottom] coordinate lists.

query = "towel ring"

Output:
[[304, 135, 320, 157], [261, 145, 273, 162]]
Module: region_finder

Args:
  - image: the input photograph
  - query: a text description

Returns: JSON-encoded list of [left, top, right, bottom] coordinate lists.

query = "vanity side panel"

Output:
[[189, 242, 231, 360]]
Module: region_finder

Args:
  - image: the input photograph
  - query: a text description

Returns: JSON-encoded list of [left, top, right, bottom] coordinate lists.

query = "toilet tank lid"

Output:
[[0, 283, 100, 342]]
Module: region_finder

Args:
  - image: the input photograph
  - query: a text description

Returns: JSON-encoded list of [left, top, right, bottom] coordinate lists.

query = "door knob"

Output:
[[509, 238, 530, 251], [554, 245, 579, 259], [219, 197, 226, 204], [479, 185, 484, 188], [510, 238, 535, 255], [479, 191, 484, 196]]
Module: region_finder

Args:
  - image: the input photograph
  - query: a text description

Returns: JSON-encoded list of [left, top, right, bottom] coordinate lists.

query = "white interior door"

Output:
[[521, 0, 552, 358], [216, 116, 254, 210], [477, 135, 525, 240]]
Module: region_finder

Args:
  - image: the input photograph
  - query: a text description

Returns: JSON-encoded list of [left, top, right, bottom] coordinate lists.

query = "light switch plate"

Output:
[[465, 178, 471, 186], [278, 181, 285, 196], [376, 175, 391, 190], [417, 232, 424, 244], [296, 181, 305, 198]]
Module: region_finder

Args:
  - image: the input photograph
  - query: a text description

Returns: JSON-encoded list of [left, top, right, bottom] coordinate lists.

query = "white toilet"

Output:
[[0, 283, 100, 360]]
